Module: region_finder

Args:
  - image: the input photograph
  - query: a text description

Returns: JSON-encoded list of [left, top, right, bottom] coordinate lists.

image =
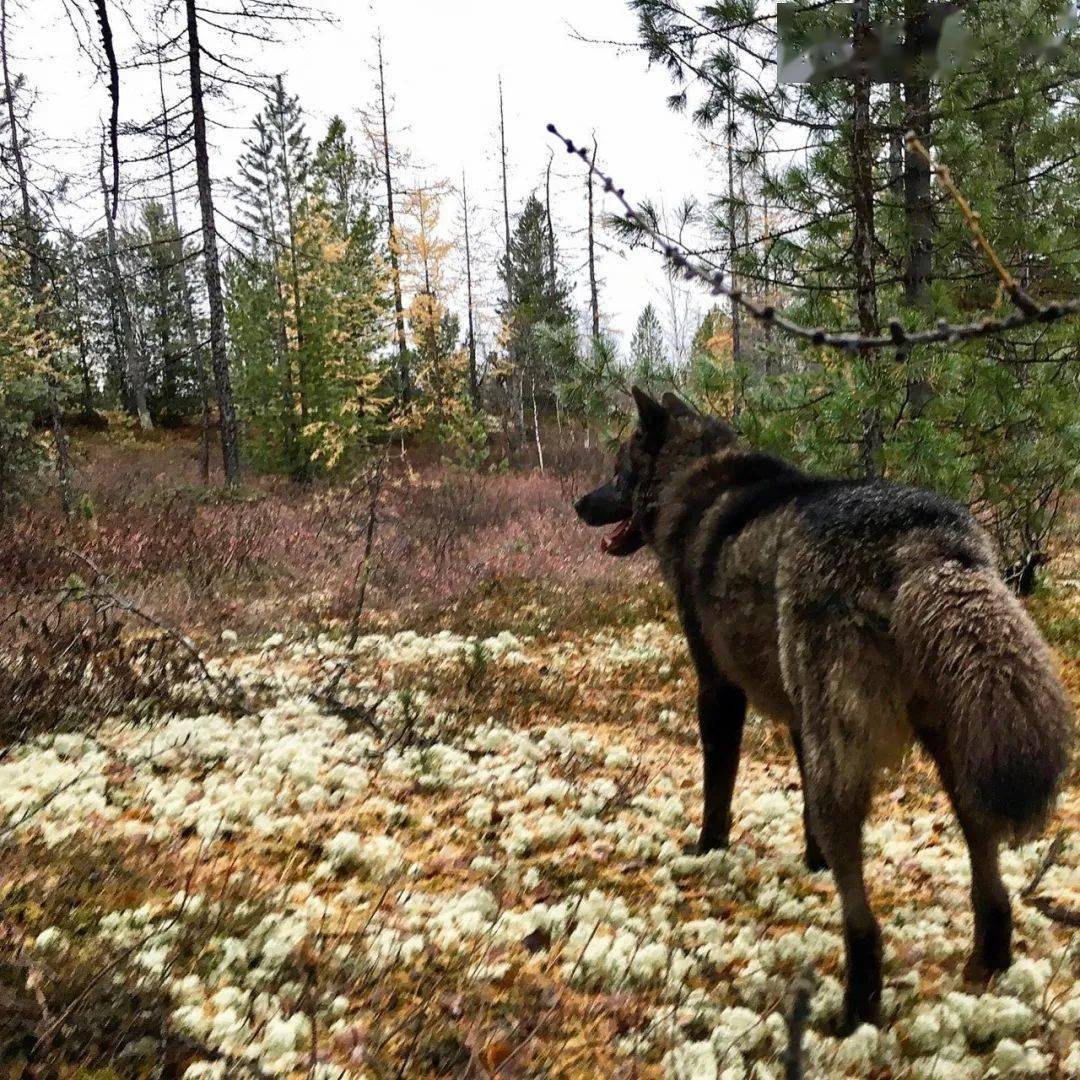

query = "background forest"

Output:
[[0, 0, 1077, 573], [1, 0, 1079, 1077]]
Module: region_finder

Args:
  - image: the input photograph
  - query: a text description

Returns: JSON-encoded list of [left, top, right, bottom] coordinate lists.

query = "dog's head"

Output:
[[574, 387, 736, 556]]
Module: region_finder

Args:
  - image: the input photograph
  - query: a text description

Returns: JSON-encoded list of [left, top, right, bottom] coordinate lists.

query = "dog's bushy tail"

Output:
[[894, 561, 1073, 831]]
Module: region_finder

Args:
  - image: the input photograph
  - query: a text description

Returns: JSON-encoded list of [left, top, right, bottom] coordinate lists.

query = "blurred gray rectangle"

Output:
[[776, 2, 1074, 85]]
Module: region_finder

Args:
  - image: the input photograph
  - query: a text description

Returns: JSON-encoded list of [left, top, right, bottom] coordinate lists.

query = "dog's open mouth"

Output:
[[601, 518, 644, 556]]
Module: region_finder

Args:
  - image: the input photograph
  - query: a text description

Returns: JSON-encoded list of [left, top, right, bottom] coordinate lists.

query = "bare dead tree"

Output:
[[498, 75, 512, 311], [545, 148, 557, 284], [157, 47, 210, 481], [97, 137, 152, 430], [376, 35, 409, 403], [461, 170, 478, 405], [586, 137, 601, 340], [92, 0, 120, 219], [184, 0, 240, 483]]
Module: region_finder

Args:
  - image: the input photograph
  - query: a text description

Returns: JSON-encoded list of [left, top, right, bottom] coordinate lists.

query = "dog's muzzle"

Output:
[[574, 483, 630, 527]]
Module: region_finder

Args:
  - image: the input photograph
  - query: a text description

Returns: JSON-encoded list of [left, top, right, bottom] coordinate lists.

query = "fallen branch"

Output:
[[1020, 832, 1080, 927], [60, 546, 247, 710]]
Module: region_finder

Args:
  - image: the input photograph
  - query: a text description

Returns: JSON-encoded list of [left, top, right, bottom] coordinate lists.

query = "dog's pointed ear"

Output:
[[661, 392, 697, 420], [631, 386, 667, 448]]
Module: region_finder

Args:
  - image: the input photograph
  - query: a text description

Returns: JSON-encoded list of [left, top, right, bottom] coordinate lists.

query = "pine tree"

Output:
[[229, 111, 391, 475], [630, 0, 1080, 571]]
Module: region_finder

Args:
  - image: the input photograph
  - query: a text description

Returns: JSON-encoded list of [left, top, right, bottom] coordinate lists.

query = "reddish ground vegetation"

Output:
[[2, 429, 654, 643]]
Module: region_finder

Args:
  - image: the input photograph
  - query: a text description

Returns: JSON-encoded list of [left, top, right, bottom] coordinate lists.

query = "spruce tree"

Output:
[[628, 303, 669, 391], [500, 194, 575, 421]]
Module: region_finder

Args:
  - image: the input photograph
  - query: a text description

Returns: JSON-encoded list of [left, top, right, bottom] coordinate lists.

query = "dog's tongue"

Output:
[[601, 520, 634, 554]]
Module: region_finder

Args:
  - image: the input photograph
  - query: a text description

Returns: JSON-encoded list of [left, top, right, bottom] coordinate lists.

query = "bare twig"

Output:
[[547, 124, 1080, 353], [1022, 832, 1067, 898], [783, 968, 815, 1080], [60, 547, 245, 708], [1021, 832, 1080, 927]]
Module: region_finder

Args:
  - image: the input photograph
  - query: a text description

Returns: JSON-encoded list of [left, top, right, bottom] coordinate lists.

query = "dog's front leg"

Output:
[[695, 679, 747, 853]]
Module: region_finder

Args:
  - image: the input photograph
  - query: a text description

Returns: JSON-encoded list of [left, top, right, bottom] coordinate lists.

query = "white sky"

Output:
[[25, 0, 730, 351]]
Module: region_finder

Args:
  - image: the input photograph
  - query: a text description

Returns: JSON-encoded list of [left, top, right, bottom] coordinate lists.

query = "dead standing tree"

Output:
[[375, 34, 410, 405], [183, 0, 239, 483], [156, 47, 211, 481]]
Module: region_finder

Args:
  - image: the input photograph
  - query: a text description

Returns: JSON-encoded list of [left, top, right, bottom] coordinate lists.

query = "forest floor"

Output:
[[1, 430, 1078, 1079]]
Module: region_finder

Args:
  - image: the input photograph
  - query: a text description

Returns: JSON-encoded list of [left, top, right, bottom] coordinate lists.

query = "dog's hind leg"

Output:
[[695, 677, 747, 853], [785, 623, 895, 1033], [803, 758, 881, 1033], [917, 722, 1012, 984], [791, 728, 828, 871]]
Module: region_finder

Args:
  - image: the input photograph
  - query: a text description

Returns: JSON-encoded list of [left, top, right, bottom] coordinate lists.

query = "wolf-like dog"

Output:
[[575, 387, 1074, 1033]]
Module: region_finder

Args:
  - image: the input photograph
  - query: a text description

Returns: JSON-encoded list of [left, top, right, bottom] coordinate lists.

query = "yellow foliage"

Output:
[[0, 251, 49, 392]]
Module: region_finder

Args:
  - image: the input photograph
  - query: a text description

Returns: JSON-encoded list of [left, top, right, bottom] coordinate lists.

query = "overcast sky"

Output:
[[26, 0, 729, 350]]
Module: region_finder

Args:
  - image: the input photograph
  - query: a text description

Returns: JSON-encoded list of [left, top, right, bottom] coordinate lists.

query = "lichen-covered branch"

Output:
[[547, 123, 1080, 354]]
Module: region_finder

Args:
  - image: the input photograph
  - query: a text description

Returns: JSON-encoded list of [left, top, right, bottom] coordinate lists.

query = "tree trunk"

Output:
[[725, 55, 743, 371], [903, 0, 933, 312], [159, 50, 210, 481], [889, 82, 904, 198], [377, 37, 409, 403], [185, 0, 240, 484], [587, 138, 600, 341], [545, 150, 557, 284], [530, 375, 544, 473], [902, 0, 935, 419], [462, 172, 478, 405], [1, 0, 75, 512], [98, 142, 150, 428], [272, 76, 312, 481], [851, 0, 882, 474], [499, 77, 512, 311], [258, 167, 301, 475], [499, 78, 515, 443], [66, 250, 96, 415]]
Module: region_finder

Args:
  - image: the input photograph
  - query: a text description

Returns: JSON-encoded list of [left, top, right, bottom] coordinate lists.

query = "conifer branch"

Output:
[[905, 133, 1042, 317], [547, 123, 1080, 353]]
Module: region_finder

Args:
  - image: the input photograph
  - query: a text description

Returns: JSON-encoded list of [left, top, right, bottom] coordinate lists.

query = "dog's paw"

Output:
[[684, 832, 729, 857], [830, 998, 881, 1038], [962, 951, 1010, 989]]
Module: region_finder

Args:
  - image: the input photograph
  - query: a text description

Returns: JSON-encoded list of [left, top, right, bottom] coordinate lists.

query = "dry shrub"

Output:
[[367, 464, 654, 620], [5, 432, 658, 642], [0, 584, 241, 749]]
